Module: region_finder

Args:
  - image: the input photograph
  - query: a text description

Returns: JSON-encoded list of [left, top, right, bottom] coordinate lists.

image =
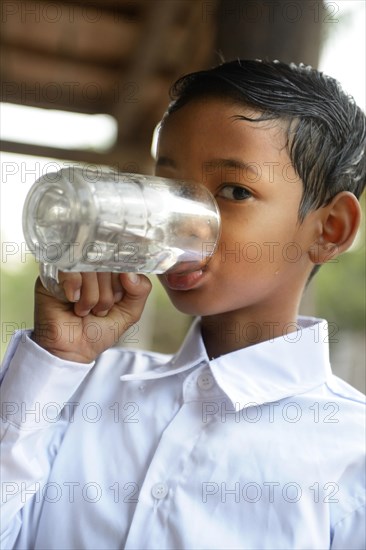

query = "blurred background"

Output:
[[0, 0, 365, 391]]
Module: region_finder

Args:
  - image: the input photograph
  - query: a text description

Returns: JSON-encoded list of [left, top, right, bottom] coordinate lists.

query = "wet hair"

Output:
[[166, 60, 366, 222]]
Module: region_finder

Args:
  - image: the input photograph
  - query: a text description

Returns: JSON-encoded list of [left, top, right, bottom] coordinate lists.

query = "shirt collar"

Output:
[[119, 319, 207, 382], [210, 316, 332, 408], [120, 316, 332, 408]]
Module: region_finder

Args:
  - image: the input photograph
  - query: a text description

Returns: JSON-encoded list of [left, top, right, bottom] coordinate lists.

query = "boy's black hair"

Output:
[[166, 60, 366, 223]]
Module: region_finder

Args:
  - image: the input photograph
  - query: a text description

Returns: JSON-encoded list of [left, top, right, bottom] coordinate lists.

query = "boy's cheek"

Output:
[[211, 240, 305, 266]]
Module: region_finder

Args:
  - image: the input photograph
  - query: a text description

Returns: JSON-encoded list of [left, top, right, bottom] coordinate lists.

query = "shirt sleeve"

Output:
[[0, 330, 94, 548], [330, 503, 366, 550]]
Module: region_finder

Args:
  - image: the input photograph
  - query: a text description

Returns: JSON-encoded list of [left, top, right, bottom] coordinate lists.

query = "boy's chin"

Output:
[[159, 287, 223, 318]]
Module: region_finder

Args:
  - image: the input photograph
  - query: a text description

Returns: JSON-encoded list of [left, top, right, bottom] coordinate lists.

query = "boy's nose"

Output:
[[174, 215, 215, 243]]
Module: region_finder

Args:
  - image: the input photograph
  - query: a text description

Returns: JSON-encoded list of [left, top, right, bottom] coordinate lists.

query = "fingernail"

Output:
[[114, 291, 123, 302], [73, 289, 81, 302], [127, 273, 139, 284]]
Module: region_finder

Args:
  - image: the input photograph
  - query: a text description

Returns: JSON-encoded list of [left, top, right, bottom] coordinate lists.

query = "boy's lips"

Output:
[[163, 265, 206, 290]]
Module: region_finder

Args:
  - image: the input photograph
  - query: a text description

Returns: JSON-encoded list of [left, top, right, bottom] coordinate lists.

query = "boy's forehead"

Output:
[[158, 98, 290, 156], [155, 98, 302, 196]]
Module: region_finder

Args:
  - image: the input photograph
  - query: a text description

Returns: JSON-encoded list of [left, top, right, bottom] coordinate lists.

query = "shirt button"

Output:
[[197, 372, 215, 390], [151, 482, 169, 500]]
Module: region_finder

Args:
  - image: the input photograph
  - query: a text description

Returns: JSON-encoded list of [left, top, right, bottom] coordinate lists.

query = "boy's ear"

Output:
[[309, 191, 362, 265]]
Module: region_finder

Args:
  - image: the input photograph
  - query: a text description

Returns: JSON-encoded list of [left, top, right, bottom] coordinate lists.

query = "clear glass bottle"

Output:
[[22, 167, 221, 300]]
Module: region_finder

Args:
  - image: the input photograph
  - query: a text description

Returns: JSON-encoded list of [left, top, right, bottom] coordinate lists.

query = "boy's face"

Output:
[[155, 98, 317, 318]]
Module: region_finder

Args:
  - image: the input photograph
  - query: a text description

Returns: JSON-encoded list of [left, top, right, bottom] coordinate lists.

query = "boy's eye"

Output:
[[217, 185, 252, 201]]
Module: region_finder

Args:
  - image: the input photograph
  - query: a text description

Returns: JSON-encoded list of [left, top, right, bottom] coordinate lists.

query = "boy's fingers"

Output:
[[58, 272, 82, 303], [110, 273, 152, 332], [92, 273, 115, 316], [36, 270, 151, 333], [36, 272, 82, 304], [73, 273, 100, 316], [111, 273, 124, 302]]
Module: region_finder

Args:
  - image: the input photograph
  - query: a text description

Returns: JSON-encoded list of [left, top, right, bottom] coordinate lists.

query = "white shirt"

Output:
[[0, 316, 365, 550]]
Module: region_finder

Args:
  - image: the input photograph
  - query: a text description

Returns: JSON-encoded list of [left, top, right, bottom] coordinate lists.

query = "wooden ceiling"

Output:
[[0, 0, 323, 172]]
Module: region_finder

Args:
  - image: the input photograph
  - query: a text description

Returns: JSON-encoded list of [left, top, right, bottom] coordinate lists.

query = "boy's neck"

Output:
[[200, 304, 301, 359]]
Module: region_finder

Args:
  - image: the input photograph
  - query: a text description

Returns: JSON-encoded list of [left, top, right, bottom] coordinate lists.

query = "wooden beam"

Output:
[[1, 0, 141, 65], [0, 45, 123, 113], [114, 0, 184, 142], [114, 0, 217, 143], [0, 139, 155, 173]]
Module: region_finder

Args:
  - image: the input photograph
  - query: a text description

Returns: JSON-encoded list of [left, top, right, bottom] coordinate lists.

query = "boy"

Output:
[[1, 60, 365, 549]]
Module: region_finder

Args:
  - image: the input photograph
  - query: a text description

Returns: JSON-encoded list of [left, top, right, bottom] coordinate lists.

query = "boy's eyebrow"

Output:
[[156, 156, 259, 177], [204, 158, 261, 178]]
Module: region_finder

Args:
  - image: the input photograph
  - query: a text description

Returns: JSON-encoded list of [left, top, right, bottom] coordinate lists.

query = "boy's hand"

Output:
[[32, 272, 152, 363]]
